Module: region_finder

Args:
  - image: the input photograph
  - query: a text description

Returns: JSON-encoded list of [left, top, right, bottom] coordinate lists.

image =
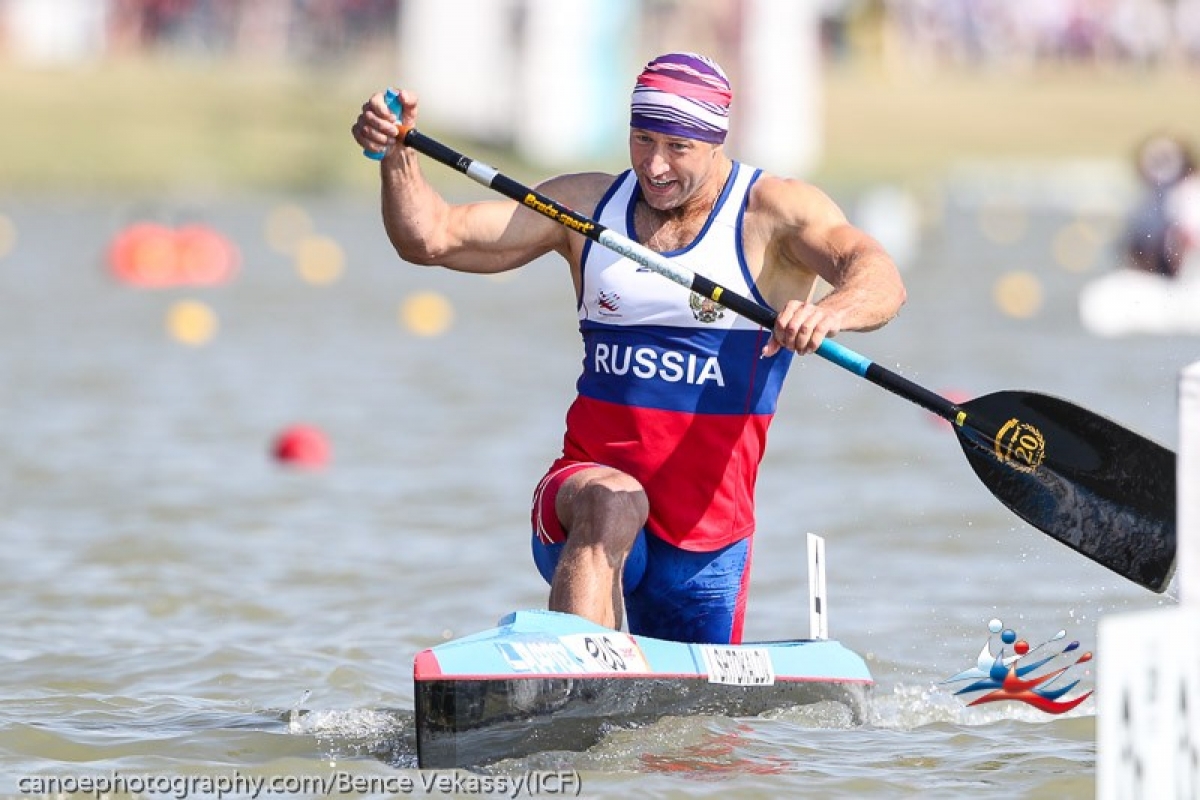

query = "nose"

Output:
[[641, 149, 669, 178]]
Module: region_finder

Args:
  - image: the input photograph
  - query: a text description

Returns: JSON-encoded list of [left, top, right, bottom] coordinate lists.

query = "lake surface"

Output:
[[0, 181, 1192, 798]]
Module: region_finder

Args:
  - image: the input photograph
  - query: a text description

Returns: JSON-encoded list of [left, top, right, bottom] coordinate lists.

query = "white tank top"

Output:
[[555, 162, 794, 551], [578, 162, 771, 329]]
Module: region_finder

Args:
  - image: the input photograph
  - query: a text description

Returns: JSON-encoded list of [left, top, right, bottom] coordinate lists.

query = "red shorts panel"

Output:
[[530, 460, 605, 545]]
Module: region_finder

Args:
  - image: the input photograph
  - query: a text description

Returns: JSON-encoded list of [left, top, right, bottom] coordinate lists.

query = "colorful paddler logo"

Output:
[[943, 618, 1093, 714], [596, 289, 621, 315]]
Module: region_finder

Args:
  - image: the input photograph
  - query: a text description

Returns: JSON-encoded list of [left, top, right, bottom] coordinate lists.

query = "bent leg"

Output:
[[531, 463, 648, 630]]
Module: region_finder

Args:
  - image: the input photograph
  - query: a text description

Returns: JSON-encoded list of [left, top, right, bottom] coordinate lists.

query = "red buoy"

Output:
[[273, 424, 330, 469]]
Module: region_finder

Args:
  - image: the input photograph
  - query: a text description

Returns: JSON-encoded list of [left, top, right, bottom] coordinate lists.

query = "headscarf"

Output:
[[630, 52, 732, 144]]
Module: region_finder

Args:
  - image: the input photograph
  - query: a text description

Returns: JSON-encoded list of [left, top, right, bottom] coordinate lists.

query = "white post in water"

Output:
[[1097, 361, 1200, 799], [1181, 361, 1200, 603], [808, 533, 828, 640]]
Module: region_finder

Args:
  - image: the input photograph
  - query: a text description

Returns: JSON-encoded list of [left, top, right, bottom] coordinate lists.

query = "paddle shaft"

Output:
[[397, 127, 966, 428]]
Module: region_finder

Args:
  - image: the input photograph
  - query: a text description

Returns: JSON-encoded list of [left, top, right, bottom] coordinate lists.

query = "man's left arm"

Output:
[[762, 179, 906, 356]]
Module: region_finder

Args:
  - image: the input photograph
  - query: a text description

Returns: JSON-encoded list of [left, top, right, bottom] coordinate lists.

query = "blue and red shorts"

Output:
[[530, 461, 753, 644]]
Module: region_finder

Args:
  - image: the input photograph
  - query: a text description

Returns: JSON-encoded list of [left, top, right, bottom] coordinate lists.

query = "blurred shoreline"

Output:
[[2, 54, 1197, 197]]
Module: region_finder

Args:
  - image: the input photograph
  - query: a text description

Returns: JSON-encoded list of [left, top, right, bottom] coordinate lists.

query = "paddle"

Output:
[[368, 96, 1177, 593]]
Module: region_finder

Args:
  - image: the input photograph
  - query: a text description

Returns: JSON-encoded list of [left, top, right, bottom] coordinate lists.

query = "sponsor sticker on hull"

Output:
[[701, 646, 776, 686], [496, 640, 579, 674], [560, 633, 650, 673], [495, 633, 650, 675]]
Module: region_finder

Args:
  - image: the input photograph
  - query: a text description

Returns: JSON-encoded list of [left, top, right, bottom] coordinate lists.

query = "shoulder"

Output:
[[746, 173, 848, 228], [536, 171, 624, 213]]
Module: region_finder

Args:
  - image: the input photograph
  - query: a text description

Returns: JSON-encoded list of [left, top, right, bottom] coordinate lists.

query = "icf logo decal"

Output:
[[943, 618, 1093, 714]]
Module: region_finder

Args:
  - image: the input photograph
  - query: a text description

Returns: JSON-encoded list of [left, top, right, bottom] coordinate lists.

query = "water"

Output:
[[0, 187, 1192, 798]]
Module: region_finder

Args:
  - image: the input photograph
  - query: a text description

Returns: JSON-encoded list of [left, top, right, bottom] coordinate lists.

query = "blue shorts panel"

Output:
[[531, 528, 648, 595], [529, 531, 751, 645]]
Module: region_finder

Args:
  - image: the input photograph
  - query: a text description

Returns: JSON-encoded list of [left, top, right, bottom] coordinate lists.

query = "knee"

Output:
[[562, 477, 649, 549], [576, 479, 648, 525]]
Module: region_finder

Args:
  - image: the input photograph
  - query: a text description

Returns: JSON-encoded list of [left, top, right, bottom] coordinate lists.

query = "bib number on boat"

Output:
[[701, 646, 777, 686]]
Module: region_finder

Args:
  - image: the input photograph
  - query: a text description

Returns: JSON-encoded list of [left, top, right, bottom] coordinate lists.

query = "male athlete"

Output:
[[352, 52, 906, 644]]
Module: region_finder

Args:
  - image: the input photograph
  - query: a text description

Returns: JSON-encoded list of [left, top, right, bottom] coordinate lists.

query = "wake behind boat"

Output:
[[413, 608, 872, 769]]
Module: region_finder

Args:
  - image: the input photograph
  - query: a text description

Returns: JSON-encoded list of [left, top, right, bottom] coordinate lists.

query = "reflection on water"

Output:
[[0, 188, 1190, 796]]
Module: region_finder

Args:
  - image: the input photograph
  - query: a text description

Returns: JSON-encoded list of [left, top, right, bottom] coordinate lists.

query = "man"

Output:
[[351, 52, 906, 645], [1124, 133, 1196, 278]]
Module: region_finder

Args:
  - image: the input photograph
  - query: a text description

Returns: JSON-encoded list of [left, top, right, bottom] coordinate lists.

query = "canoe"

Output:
[[1079, 268, 1200, 337], [413, 608, 873, 769]]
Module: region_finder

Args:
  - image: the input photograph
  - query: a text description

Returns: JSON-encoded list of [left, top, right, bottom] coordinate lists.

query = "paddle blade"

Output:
[[954, 391, 1176, 593]]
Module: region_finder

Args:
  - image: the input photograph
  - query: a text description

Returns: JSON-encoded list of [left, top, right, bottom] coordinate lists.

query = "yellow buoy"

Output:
[[1052, 220, 1104, 273], [993, 270, 1044, 319], [400, 291, 454, 337], [166, 300, 219, 346], [293, 234, 345, 285]]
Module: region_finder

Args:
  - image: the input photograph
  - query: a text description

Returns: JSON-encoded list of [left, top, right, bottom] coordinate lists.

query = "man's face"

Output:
[[629, 128, 720, 211]]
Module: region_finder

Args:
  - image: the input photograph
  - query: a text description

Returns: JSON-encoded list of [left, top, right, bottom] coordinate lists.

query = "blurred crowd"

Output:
[[4, 0, 1200, 70], [865, 0, 1200, 69], [103, 0, 399, 60]]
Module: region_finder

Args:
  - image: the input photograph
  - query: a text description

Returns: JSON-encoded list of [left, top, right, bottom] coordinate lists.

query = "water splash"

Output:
[[286, 706, 414, 767], [868, 681, 1095, 729]]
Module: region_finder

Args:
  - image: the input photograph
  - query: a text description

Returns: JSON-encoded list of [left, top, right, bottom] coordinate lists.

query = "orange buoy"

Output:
[[108, 221, 175, 287], [107, 221, 239, 287], [174, 223, 239, 286]]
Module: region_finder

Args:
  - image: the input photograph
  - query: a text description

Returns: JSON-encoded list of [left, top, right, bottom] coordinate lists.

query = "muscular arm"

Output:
[[379, 145, 564, 274], [356, 88, 601, 275], [753, 177, 907, 355]]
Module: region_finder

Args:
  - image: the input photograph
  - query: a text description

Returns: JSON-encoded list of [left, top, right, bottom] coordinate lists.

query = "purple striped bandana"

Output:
[[630, 52, 732, 144]]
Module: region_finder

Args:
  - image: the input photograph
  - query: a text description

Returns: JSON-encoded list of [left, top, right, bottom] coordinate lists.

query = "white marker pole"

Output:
[[808, 533, 828, 640], [1180, 359, 1200, 603], [1097, 361, 1200, 799]]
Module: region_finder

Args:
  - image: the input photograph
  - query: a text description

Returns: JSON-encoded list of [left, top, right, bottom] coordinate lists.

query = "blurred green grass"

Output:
[[817, 64, 1200, 187], [2, 57, 1197, 194], [2, 58, 399, 194]]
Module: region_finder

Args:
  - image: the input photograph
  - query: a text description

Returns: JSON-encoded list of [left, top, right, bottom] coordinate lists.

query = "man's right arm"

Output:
[[354, 88, 570, 275], [380, 145, 560, 274]]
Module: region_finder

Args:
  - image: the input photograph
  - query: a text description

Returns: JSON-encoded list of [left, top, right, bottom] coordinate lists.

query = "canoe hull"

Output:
[[414, 610, 872, 769]]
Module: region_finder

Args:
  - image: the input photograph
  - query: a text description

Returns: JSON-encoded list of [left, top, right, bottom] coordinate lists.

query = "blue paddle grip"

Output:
[[816, 338, 872, 377], [363, 88, 403, 161]]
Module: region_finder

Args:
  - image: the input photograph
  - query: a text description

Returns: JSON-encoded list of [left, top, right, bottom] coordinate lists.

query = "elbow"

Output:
[[881, 280, 907, 327], [389, 233, 445, 267], [868, 273, 907, 330], [396, 245, 441, 267], [883, 255, 907, 318]]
